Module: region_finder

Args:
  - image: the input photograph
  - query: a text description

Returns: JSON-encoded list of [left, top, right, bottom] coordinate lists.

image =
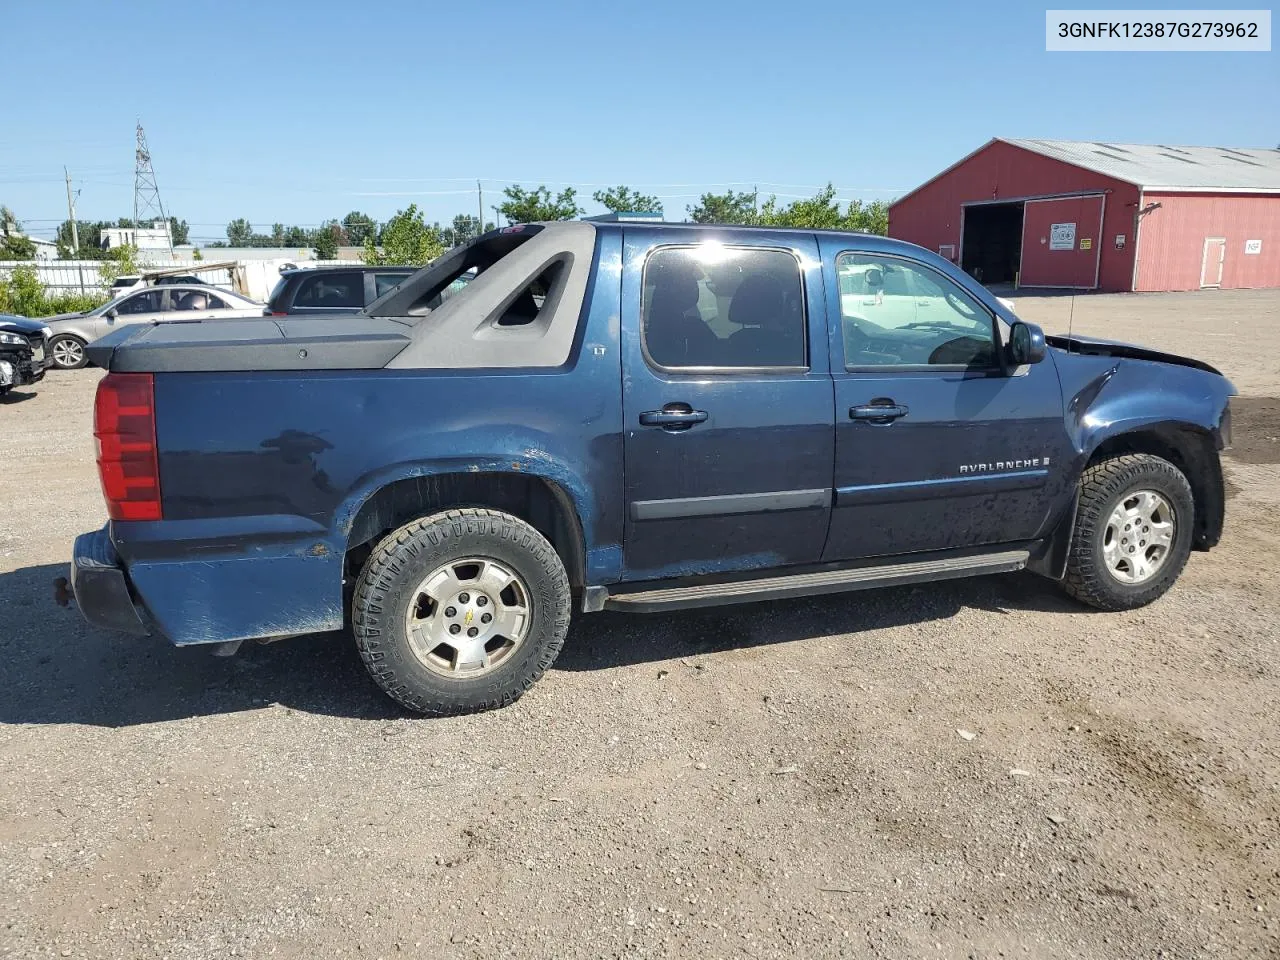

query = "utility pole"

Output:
[[477, 179, 484, 240], [64, 166, 86, 294]]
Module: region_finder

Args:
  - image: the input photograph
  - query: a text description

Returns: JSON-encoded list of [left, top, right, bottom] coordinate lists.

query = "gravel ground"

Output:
[[2, 289, 1278, 959]]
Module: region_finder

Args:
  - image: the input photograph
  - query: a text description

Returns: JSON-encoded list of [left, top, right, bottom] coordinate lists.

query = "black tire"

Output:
[[49, 334, 88, 370], [1061, 453, 1195, 611], [352, 508, 571, 715]]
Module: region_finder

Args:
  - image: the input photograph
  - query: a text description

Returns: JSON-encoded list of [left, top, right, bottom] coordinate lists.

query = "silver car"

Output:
[[45, 285, 264, 369]]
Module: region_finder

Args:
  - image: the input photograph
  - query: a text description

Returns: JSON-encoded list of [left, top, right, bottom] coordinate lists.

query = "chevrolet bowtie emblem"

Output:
[[464, 609, 474, 625]]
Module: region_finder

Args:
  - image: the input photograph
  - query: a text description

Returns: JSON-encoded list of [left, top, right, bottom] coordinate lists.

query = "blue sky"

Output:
[[3, 0, 1275, 244]]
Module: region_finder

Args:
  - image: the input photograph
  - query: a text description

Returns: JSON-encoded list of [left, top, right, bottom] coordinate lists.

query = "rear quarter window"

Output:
[[374, 273, 413, 298]]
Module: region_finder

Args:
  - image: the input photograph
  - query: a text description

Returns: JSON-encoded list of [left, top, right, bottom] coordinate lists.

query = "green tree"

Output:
[[98, 244, 139, 289], [270, 223, 286, 245], [284, 225, 311, 247], [0, 205, 36, 259], [592, 185, 662, 215], [168, 216, 190, 245], [858, 199, 890, 236], [687, 189, 759, 225], [1, 234, 36, 259], [313, 222, 341, 259], [56, 219, 112, 258], [342, 211, 376, 246], [362, 204, 444, 265], [496, 185, 582, 224], [226, 218, 254, 246], [440, 214, 494, 248]]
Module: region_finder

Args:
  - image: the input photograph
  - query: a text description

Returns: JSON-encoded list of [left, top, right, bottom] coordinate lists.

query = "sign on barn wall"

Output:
[[1049, 222, 1076, 251]]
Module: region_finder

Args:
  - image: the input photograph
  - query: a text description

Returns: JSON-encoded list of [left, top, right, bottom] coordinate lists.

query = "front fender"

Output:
[[1058, 354, 1234, 458]]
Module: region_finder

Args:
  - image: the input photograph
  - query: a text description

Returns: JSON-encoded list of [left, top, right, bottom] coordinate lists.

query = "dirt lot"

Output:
[[2, 288, 1278, 959]]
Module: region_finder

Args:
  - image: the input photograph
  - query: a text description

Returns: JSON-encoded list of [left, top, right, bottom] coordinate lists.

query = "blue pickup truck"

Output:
[[70, 221, 1233, 714]]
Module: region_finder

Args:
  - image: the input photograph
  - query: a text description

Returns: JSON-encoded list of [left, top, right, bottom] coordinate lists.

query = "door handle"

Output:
[[850, 402, 909, 423], [639, 404, 709, 431]]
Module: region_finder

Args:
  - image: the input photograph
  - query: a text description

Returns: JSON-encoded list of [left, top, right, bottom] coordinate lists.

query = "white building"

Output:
[[102, 221, 173, 251], [29, 237, 58, 260]]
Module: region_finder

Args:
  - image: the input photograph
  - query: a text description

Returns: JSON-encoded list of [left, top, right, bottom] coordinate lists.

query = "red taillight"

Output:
[[94, 372, 162, 521]]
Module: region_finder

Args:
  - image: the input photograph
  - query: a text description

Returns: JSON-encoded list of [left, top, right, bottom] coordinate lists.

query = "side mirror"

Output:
[[1008, 321, 1046, 366], [105, 308, 118, 320]]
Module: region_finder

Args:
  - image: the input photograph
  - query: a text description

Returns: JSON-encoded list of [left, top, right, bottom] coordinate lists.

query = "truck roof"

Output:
[[530, 219, 929, 255]]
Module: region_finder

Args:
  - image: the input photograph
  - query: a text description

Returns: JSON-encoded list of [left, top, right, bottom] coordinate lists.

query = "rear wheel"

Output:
[[1061, 453, 1194, 610], [49, 335, 87, 370], [352, 508, 571, 715]]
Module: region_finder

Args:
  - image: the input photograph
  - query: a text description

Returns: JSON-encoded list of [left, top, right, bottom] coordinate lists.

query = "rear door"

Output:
[[620, 228, 835, 582], [821, 240, 1072, 561]]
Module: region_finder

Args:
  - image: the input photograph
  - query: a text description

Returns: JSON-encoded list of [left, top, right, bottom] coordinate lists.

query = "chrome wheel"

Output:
[[403, 557, 531, 679], [1102, 489, 1175, 584], [51, 338, 84, 368]]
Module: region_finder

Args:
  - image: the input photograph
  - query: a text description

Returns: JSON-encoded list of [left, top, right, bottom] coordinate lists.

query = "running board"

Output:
[[602, 549, 1030, 613]]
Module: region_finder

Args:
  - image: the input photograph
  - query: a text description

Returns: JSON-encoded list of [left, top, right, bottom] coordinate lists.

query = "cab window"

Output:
[[642, 246, 806, 370], [837, 253, 998, 370]]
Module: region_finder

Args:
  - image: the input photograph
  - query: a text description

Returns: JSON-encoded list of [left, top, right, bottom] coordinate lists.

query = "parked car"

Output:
[[44, 285, 263, 369], [69, 222, 1234, 716], [264, 266, 416, 316], [0, 314, 49, 396]]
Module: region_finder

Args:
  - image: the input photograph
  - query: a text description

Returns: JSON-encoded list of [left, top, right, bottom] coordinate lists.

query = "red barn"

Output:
[[889, 138, 1280, 292]]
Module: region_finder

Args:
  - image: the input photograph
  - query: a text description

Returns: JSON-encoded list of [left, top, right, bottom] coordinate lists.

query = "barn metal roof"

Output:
[[1003, 138, 1280, 193]]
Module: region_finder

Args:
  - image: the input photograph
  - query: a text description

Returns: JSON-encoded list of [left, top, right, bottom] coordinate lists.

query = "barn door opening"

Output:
[[960, 202, 1023, 284], [1019, 194, 1105, 289], [1200, 238, 1226, 288]]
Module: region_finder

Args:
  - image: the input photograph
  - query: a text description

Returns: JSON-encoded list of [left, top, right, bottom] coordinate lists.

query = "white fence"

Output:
[[0, 260, 238, 295]]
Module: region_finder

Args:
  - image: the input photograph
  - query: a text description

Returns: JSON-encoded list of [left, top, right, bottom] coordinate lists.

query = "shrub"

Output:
[[0, 266, 108, 317]]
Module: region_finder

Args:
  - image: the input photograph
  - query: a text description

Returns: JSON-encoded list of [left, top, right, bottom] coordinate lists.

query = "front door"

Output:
[[621, 229, 834, 581], [1201, 238, 1226, 288], [820, 241, 1073, 561], [93, 288, 168, 338]]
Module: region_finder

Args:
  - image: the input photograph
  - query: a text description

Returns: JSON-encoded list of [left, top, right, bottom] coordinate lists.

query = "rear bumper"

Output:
[[70, 528, 150, 635]]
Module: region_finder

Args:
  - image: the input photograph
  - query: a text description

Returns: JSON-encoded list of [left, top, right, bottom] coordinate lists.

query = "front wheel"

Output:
[[352, 508, 571, 715], [49, 335, 88, 370], [1061, 453, 1195, 610]]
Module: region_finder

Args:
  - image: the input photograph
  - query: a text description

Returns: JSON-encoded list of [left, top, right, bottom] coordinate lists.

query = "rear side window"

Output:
[[292, 272, 364, 308], [374, 272, 413, 297], [641, 246, 806, 370]]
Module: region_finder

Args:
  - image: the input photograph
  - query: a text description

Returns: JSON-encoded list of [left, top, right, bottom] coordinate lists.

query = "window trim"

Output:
[[639, 243, 810, 377], [834, 250, 1007, 375]]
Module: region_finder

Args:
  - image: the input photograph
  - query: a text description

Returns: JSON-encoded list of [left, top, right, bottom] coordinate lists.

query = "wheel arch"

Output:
[[1085, 422, 1224, 550], [343, 469, 588, 592]]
